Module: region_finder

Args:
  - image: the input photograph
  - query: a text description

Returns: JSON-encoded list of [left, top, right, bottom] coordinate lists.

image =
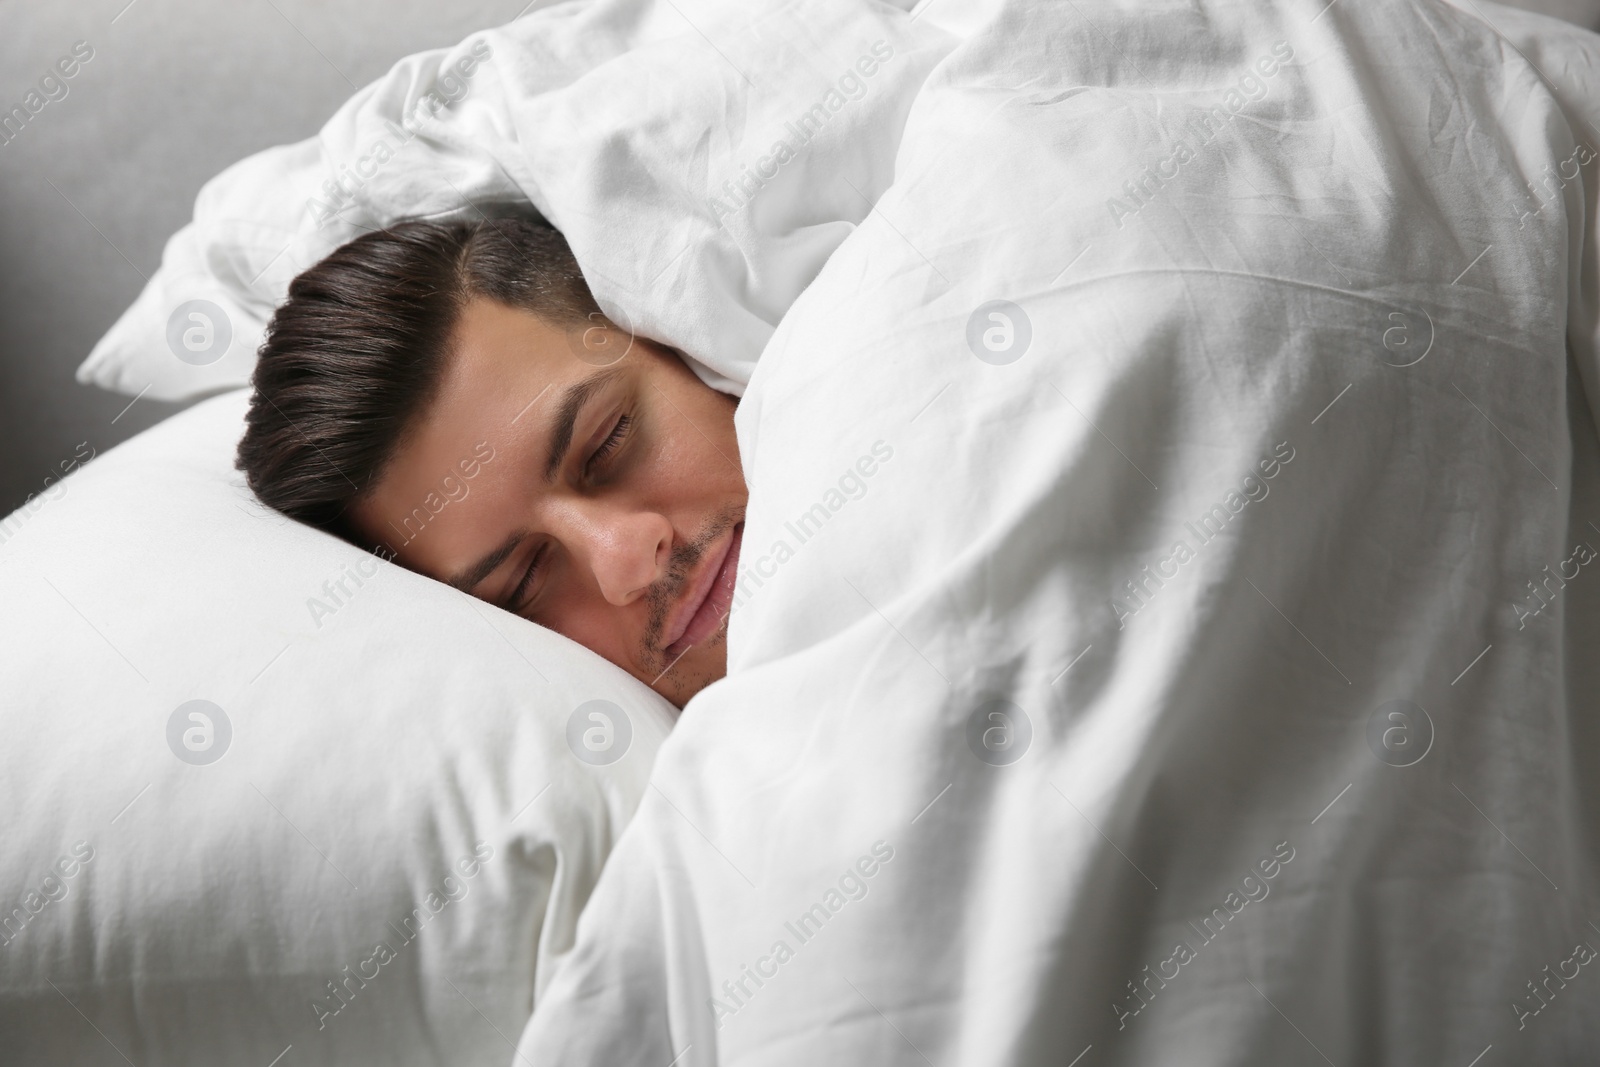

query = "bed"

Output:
[[7, 0, 1600, 1063]]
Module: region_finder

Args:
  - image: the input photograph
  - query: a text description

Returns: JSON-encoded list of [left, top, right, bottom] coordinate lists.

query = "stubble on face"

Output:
[[639, 503, 744, 691]]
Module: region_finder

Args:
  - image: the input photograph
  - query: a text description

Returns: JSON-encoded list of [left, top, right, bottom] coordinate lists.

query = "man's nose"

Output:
[[551, 503, 674, 606]]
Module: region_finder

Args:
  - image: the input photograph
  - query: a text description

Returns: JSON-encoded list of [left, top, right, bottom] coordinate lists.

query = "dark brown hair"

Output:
[[236, 216, 606, 539]]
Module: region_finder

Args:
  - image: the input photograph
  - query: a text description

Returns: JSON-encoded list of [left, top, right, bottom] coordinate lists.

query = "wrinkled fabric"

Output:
[[516, 1, 1600, 1064], [76, 0, 950, 400]]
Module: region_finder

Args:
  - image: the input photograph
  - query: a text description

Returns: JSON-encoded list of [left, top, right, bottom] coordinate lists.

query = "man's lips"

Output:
[[662, 523, 743, 659]]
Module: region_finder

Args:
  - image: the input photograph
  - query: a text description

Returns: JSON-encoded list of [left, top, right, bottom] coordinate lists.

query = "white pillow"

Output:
[[0, 389, 675, 1064]]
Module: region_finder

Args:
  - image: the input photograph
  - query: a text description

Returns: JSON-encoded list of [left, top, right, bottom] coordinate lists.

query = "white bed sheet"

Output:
[[63, 0, 1600, 1061]]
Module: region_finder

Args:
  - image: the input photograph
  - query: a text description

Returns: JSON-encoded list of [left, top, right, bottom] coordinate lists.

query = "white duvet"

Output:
[[83, 0, 1600, 1062], [512, 0, 1600, 1063]]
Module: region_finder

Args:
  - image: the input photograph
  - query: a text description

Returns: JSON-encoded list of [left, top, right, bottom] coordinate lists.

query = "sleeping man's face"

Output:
[[349, 298, 746, 708]]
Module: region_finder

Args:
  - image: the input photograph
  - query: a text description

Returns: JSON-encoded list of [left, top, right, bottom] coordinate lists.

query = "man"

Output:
[[237, 217, 746, 708]]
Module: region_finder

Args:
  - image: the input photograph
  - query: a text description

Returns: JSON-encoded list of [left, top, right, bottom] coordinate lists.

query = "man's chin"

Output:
[[647, 628, 729, 709]]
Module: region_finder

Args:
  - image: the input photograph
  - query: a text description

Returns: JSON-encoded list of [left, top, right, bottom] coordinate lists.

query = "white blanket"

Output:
[[84, 0, 1600, 1060], [504, 0, 1600, 1063]]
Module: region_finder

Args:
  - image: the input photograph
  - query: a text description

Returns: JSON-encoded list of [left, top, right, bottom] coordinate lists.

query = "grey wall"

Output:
[[0, 0, 531, 516]]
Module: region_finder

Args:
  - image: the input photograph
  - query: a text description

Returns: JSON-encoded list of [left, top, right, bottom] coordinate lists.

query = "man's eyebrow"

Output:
[[544, 367, 626, 485], [448, 530, 525, 596]]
